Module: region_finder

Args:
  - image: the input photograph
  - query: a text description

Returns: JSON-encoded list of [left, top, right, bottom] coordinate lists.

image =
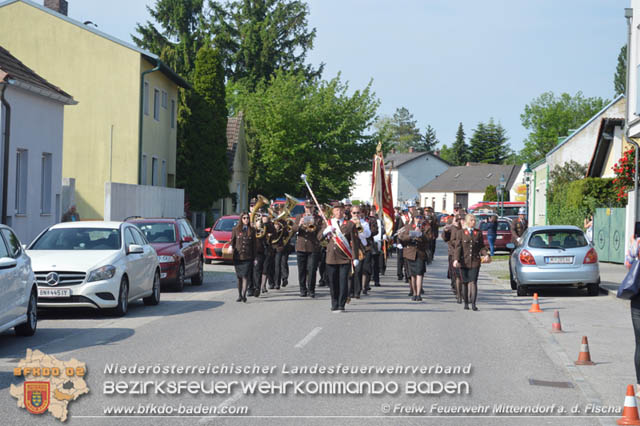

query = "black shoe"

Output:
[[309, 293, 315, 298], [397, 276, 403, 281], [318, 281, 326, 287], [253, 291, 260, 298], [363, 289, 368, 295], [300, 293, 308, 297], [355, 295, 360, 299], [282, 280, 288, 287], [261, 286, 268, 293], [269, 285, 275, 289], [275, 285, 280, 290], [243, 296, 247, 303], [472, 305, 478, 311], [456, 297, 462, 304], [411, 295, 417, 301], [464, 304, 469, 310], [374, 282, 381, 287], [236, 296, 243, 302], [417, 295, 423, 301]]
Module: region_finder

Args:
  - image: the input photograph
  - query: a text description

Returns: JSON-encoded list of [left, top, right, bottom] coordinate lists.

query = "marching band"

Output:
[[229, 186, 491, 312]]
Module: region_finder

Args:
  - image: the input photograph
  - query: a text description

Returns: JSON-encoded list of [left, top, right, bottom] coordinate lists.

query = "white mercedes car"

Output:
[[0, 225, 38, 336], [27, 221, 160, 316]]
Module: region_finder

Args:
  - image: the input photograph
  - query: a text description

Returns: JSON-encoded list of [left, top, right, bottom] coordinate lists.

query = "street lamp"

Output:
[[499, 174, 506, 216], [523, 163, 532, 222]]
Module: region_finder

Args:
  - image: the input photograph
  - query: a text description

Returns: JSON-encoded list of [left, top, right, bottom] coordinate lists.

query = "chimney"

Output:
[[408, 147, 414, 153], [45, 0, 68, 16]]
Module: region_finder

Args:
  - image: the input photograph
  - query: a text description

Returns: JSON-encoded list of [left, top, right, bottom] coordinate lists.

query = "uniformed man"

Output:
[[511, 207, 528, 242], [343, 199, 353, 220], [319, 201, 360, 312], [368, 208, 383, 289], [294, 200, 322, 297], [394, 204, 411, 281], [271, 216, 288, 290], [425, 206, 438, 263], [247, 197, 259, 297], [260, 209, 277, 291], [443, 214, 463, 302]]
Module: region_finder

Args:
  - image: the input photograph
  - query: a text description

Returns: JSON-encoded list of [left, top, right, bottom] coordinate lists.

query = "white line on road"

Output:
[[294, 327, 322, 349]]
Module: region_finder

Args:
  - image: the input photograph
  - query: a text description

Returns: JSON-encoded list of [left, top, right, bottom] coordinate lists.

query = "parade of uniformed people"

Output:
[[3, 1, 640, 425]]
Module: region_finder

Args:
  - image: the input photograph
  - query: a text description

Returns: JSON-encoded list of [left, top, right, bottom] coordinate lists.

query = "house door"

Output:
[[455, 193, 468, 209]]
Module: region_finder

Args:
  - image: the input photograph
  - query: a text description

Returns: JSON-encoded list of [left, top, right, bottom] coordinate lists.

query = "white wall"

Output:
[[630, 1, 640, 136], [418, 191, 484, 213], [3, 85, 65, 244], [104, 182, 184, 221]]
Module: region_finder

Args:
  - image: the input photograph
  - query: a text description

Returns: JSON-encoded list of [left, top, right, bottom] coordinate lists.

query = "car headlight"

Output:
[[157, 255, 175, 263], [208, 235, 218, 244], [87, 265, 116, 282]]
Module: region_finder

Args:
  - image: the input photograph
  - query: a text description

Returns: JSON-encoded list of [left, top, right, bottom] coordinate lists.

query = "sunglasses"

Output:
[[242, 216, 249, 220]]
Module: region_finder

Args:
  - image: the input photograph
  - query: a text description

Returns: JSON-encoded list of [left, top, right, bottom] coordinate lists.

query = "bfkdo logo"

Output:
[[10, 349, 89, 422], [24, 381, 50, 414]]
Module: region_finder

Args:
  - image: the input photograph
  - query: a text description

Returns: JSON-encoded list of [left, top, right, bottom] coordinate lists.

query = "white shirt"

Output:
[[358, 219, 371, 246]]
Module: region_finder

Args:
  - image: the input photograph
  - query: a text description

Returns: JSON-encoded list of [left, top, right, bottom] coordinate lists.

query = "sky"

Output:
[[44, 0, 629, 153]]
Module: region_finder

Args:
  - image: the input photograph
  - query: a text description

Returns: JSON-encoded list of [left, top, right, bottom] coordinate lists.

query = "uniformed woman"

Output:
[[443, 214, 463, 303], [398, 214, 432, 301], [452, 214, 490, 311], [230, 212, 256, 302]]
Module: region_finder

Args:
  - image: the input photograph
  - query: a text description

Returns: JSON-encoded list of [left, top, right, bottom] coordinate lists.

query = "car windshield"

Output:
[[134, 222, 176, 243], [214, 218, 238, 232], [528, 230, 587, 249], [31, 228, 121, 250]]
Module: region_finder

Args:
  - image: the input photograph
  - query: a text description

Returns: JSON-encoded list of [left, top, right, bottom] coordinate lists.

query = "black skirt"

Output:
[[234, 259, 253, 278], [461, 267, 479, 283], [407, 258, 426, 277]]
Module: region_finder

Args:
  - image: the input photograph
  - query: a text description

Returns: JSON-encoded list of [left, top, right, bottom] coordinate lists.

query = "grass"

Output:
[[491, 254, 510, 261]]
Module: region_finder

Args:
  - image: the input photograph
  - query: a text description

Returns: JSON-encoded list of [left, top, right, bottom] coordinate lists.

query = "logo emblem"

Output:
[[24, 382, 50, 414], [46, 272, 59, 286]]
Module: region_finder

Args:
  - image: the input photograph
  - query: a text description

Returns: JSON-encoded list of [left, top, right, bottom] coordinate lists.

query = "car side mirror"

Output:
[[182, 236, 194, 243], [0, 257, 17, 269], [127, 244, 144, 255], [204, 228, 211, 234], [506, 243, 515, 250]]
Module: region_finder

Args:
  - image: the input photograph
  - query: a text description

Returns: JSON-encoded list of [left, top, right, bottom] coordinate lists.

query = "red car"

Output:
[[204, 215, 239, 263], [127, 218, 203, 291], [479, 219, 513, 252]]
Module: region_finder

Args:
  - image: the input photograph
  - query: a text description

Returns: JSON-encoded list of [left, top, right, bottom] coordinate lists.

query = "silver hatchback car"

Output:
[[507, 225, 600, 296]]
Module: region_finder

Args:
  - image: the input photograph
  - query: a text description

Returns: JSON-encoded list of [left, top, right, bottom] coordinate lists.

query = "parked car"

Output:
[[507, 225, 600, 297], [0, 225, 37, 336], [204, 215, 239, 264], [128, 218, 203, 291], [479, 219, 512, 252], [27, 221, 160, 316]]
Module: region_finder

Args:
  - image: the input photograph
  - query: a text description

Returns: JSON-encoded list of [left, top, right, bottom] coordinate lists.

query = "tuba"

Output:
[[272, 194, 298, 245], [251, 194, 270, 239]]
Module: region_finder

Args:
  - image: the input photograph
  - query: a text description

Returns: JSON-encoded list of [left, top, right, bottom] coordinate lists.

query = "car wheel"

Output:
[[191, 259, 204, 286], [204, 258, 212, 265], [587, 283, 600, 297], [516, 285, 528, 297], [509, 261, 517, 290], [174, 262, 185, 292], [15, 288, 37, 337], [144, 270, 161, 305], [110, 277, 129, 317]]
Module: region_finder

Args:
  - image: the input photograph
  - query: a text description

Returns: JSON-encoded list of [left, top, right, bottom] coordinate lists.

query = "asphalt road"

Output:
[[0, 242, 631, 425]]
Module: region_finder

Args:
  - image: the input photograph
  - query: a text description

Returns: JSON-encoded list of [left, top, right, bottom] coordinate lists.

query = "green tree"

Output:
[[179, 45, 230, 210], [519, 91, 609, 164], [450, 122, 468, 166], [388, 107, 423, 152], [230, 70, 379, 200], [438, 143, 455, 164], [419, 124, 439, 153], [483, 184, 498, 202], [468, 119, 511, 164], [468, 122, 489, 163], [371, 115, 396, 154], [547, 160, 587, 201], [208, 0, 321, 89], [614, 44, 627, 96]]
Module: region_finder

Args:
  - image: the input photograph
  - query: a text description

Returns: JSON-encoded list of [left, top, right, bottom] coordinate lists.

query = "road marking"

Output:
[[294, 327, 322, 349], [198, 376, 266, 424]]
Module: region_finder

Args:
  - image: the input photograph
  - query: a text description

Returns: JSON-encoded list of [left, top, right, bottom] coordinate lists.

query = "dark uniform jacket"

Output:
[[398, 223, 432, 261], [511, 219, 527, 240], [442, 223, 461, 257], [364, 216, 379, 253], [254, 221, 275, 255], [231, 226, 256, 261], [453, 227, 488, 269], [294, 214, 321, 253], [319, 218, 360, 265], [270, 219, 289, 253]]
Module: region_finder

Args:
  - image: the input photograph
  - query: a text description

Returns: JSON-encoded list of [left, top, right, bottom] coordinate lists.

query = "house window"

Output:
[[41, 153, 52, 214], [431, 197, 436, 210], [162, 90, 168, 109], [15, 149, 28, 214], [170, 100, 176, 129], [141, 153, 147, 185], [153, 89, 160, 121], [143, 81, 149, 115], [161, 159, 167, 187], [152, 157, 158, 186]]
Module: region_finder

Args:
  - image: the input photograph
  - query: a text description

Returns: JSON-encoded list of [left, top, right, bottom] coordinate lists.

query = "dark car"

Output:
[[479, 219, 512, 252], [128, 218, 203, 291]]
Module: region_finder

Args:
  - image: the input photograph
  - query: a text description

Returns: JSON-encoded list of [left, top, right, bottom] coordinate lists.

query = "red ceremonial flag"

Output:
[[371, 143, 395, 238]]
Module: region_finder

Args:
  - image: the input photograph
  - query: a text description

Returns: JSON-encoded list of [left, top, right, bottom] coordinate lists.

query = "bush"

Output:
[[483, 185, 497, 202], [547, 177, 622, 226]]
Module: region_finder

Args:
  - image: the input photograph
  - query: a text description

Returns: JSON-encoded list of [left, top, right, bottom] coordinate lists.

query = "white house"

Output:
[[350, 150, 449, 206], [419, 164, 523, 213], [0, 45, 75, 243]]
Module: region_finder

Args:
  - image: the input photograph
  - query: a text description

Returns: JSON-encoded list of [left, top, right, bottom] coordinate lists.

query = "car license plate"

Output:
[[38, 287, 71, 298], [545, 256, 573, 264], [496, 235, 503, 240]]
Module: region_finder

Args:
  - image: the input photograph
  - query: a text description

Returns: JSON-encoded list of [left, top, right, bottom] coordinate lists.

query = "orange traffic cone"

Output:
[[528, 293, 542, 313], [574, 336, 595, 365], [617, 384, 640, 425], [551, 310, 563, 333]]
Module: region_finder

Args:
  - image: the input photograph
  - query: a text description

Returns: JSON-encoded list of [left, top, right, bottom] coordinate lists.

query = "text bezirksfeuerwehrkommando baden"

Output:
[[103, 363, 472, 376]]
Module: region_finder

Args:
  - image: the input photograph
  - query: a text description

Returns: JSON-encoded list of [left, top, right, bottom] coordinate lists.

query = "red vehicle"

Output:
[[127, 217, 203, 291], [478, 218, 513, 252], [272, 198, 305, 217], [204, 215, 239, 264], [468, 201, 525, 217]]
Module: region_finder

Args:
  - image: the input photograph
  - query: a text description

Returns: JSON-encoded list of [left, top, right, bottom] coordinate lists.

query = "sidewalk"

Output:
[[598, 262, 627, 300]]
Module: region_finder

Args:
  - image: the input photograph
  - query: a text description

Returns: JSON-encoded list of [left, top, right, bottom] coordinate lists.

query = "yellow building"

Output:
[[0, 0, 190, 219]]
